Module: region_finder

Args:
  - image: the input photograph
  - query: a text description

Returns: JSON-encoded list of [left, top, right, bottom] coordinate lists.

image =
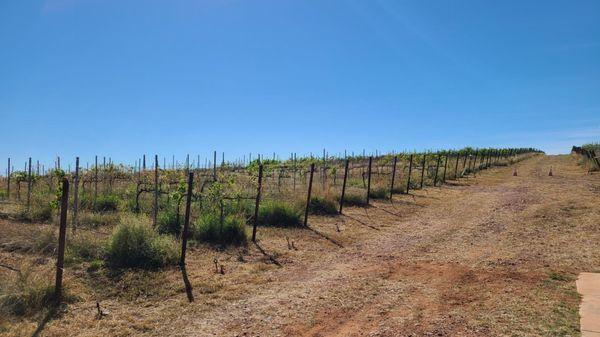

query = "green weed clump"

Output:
[[368, 187, 389, 200], [106, 216, 179, 269], [193, 213, 247, 246], [80, 194, 120, 212], [66, 232, 105, 264], [156, 205, 181, 236], [77, 212, 120, 228], [308, 196, 338, 215], [94, 194, 119, 212], [336, 193, 368, 207], [257, 201, 302, 227]]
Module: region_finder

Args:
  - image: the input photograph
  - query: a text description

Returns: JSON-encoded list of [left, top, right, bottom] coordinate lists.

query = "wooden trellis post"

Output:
[[389, 155, 397, 199], [366, 156, 373, 204], [27, 157, 32, 211], [180, 172, 193, 266], [54, 178, 69, 305], [6, 158, 10, 200], [304, 163, 315, 226], [339, 159, 349, 214], [420, 154, 427, 189], [406, 154, 413, 194], [252, 164, 263, 242], [153, 155, 159, 227], [72, 157, 80, 231], [433, 154, 441, 187]]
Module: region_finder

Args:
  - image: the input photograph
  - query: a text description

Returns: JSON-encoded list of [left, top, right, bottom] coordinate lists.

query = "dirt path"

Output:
[[3, 154, 599, 336], [173, 154, 598, 336]]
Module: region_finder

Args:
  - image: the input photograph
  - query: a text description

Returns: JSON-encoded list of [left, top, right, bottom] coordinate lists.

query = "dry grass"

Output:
[[0, 154, 597, 336]]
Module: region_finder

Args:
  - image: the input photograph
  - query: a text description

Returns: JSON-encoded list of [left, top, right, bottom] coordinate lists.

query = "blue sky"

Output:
[[1, 0, 599, 171]]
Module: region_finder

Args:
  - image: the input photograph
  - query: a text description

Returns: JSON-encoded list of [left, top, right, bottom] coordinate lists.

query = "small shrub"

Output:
[[336, 193, 368, 207], [308, 196, 338, 215], [257, 201, 302, 227], [106, 216, 179, 269], [0, 191, 7, 200], [193, 213, 247, 246], [94, 194, 119, 212], [391, 185, 405, 194], [368, 187, 388, 200], [156, 206, 181, 236], [29, 203, 53, 222]]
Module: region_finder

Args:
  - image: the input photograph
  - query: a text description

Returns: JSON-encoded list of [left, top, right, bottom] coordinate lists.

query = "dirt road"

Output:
[[3, 154, 599, 336]]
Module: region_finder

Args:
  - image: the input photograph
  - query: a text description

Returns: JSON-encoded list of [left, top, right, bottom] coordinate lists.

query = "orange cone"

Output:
[[513, 168, 518, 176]]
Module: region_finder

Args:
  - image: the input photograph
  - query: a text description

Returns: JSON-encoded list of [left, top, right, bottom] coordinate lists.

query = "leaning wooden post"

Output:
[[180, 172, 194, 266], [406, 154, 413, 194], [389, 155, 397, 199], [433, 154, 441, 187], [72, 157, 80, 231], [366, 156, 373, 205], [304, 163, 315, 227], [27, 157, 32, 211], [6, 158, 10, 200], [420, 154, 427, 189], [339, 159, 349, 214], [252, 164, 263, 242], [462, 152, 468, 174], [54, 178, 69, 306], [153, 155, 159, 227]]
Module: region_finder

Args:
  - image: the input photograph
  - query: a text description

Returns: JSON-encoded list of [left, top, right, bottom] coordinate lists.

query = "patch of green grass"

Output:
[[308, 196, 339, 215], [65, 232, 105, 265], [257, 201, 303, 227], [77, 212, 120, 228], [368, 187, 389, 199], [336, 192, 368, 207], [106, 216, 179, 269], [193, 212, 247, 246], [0, 265, 71, 317]]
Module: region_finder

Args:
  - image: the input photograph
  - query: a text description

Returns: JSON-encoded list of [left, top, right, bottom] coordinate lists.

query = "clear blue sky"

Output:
[[1, 0, 599, 171]]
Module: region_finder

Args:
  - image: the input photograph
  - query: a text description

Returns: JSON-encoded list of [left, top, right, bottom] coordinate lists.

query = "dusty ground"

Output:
[[1, 154, 599, 336]]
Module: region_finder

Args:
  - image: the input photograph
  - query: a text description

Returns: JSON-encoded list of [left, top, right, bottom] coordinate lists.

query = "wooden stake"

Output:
[[420, 154, 427, 189], [27, 157, 32, 211], [153, 155, 159, 227], [54, 178, 69, 305], [339, 159, 349, 214], [433, 154, 441, 187], [406, 154, 413, 194], [72, 157, 79, 231], [180, 172, 193, 266], [366, 156, 373, 204], [252, 164, 263, 242], [389, 155, 397, 199], [304, 163, 315, 226]]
